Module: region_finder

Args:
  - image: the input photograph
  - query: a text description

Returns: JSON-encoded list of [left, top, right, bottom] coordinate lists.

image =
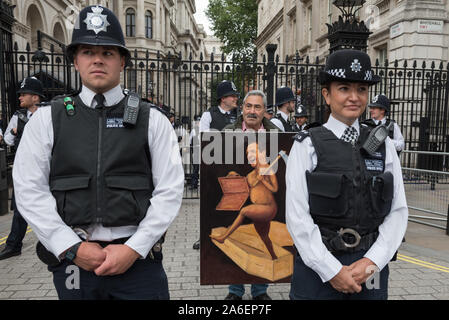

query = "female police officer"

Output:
[[285, 49, 408, 300], [12, 5, 184, 300]]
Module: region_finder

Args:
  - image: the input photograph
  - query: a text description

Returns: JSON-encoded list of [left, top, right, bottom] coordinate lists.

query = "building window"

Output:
[[377, 46, 388, 66], [126, 8, 136, 37], [145, 11, 153, 39]]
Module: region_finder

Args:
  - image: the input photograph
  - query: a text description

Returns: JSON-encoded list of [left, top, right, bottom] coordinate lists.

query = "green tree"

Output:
[[206, 0, 258, 61]]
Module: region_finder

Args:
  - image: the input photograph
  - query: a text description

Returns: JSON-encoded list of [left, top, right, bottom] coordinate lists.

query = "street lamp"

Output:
[[333, 0, 365, 22], [327, 0, 371, 53]]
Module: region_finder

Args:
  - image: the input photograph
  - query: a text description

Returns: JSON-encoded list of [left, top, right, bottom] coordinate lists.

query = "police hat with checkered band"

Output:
[[368, 94, 390, 114], [318, 49, 381, 85], [275, 86, 296, 106], [17, 76, 46, 100], [66, 5, 130, 65], [217, 80, 240, 101]]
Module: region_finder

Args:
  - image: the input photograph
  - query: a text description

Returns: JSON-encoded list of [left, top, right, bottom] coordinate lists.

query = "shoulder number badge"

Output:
[[84, 6, 110, 34]]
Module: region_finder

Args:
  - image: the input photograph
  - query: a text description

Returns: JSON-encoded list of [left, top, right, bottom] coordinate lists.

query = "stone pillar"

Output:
[[136, 0, 145, 38], [116, 0, 125, 31], [156, 0, 161, 41]]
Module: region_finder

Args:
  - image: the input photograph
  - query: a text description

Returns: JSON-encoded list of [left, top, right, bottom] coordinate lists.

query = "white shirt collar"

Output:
[[218, 105, 231, 114], [324, 114, 360, 139], [79, 84, 124, 108], [373, 117, 386, 125], [276, 110, 289, 122]]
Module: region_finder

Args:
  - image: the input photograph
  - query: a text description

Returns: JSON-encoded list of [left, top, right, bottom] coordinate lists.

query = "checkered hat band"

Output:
[[364, 70, 373, 81], [327, 69, 346, 78]]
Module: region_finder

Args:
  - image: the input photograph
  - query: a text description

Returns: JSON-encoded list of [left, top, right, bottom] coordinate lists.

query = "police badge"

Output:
[[84, 6, 110, 34], [350, 59, 362, 73]]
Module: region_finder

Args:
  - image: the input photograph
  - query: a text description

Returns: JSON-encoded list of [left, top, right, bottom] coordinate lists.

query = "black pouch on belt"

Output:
[[36, 241, 61, 267]]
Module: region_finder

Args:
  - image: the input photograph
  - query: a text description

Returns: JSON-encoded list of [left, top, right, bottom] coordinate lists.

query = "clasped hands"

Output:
[[73, 242, 141, 276], [329, 257, 379, 294]]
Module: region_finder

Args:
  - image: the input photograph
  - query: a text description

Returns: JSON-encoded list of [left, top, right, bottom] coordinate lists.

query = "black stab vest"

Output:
[[275, 113, 293, 132], [49, 95, 154, 228], [208, 105, 237, 130], [306, 125, 394, 235], [13, 109, 28, 150]]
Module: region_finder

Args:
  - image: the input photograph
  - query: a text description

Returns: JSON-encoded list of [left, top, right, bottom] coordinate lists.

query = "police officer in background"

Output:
[[0, 76, 45, 260], [368, 94, 405, 154], [286, 49, 408, 300], [292, 104, 309, 132], [264, 104, 274, 120], [189, 115, 201, 190], [193, 80, 240, 250], [270, 86, 296, 132], [199, 80, 239, 132], [12, 5, 184, 299]]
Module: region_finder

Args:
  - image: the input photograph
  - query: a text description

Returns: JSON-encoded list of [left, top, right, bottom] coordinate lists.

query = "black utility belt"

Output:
[[88, 237, 130, 248], [320, 228, 379, 255]]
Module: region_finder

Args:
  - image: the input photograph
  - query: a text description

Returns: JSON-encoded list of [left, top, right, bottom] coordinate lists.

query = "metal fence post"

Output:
[[265, 44, 277, 107], [446, 204, 449, 236]]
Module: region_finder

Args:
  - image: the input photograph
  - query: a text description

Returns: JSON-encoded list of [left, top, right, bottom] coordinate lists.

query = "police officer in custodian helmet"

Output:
[[12, 5, 184, 300], [285, 49, 408, 300]]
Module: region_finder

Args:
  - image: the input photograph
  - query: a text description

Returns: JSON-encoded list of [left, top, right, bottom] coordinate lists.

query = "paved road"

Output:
[[0, 199, 449, 300]]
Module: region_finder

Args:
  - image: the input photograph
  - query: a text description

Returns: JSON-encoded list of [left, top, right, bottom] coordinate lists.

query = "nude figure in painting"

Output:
[[210, 142, 279, 260]]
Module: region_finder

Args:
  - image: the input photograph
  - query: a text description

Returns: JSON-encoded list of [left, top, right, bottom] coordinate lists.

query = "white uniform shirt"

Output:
[[12, 84, 185, 259], [270, 110, 290, 132], [373, 118, 405, 152], [285, 114, 408, 283], [4, 110, 34, 146]]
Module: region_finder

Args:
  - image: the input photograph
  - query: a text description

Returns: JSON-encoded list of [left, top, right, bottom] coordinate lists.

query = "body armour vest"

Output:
[[306, 125, 394, 236], [275, 113, 293, 132], [208, 105, 237, 130], [13, 109, 28, 150], [49, 95, 154, 228]]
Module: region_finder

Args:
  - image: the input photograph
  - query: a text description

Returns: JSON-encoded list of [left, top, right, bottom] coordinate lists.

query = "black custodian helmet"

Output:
[[17, 76, 46, 100], [216, 80, 240, 101], [66, 5, 130, 65]]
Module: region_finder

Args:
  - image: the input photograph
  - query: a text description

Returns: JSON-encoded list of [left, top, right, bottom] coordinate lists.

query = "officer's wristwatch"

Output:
[[65, 242, 82, 261]]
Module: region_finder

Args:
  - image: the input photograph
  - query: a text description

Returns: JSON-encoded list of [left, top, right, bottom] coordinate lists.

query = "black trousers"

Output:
[[5, 194, 27, 251], [289, 250, 389, 300], [49, 254, 169, 300]]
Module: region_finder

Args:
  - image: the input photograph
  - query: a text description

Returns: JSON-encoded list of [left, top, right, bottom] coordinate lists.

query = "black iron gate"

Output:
[[2, 36, 449, 198]]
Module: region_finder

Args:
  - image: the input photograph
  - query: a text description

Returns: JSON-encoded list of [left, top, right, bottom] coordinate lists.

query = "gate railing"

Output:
[[401, 150, 449, 233]]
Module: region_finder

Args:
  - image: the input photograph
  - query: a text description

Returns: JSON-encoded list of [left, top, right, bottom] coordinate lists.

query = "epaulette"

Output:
[[36, 101, 51, 107], [140, 98, 168, 116], [293, 130, 310, 143], [360, 119, 377, 128], [303, 122, 321, 130]]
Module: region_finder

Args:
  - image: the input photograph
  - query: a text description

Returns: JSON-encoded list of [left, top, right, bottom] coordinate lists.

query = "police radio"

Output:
[[17, 112, 29, 124], [362, 122, 394, 156], [123, 92, 140, 126]]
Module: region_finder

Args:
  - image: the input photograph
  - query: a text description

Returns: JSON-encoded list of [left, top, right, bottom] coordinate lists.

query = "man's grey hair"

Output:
[[243, 90, 267, 108]]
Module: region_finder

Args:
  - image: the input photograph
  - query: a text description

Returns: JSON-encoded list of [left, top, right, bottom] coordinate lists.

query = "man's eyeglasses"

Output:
[[243, 104, 264, 111]]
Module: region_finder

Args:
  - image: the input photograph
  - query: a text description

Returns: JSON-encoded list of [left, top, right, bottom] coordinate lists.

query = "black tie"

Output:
[[94, 94, 105, 109]]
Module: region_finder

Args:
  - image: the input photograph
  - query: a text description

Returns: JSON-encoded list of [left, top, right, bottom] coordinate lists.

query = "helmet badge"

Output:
[[84, 6, 110, 34], [20, 78, 26, 88], [350, 59, 362, 73]]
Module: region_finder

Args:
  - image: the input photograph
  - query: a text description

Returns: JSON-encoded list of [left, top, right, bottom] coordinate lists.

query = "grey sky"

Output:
[[194, 0, 212, 35]]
